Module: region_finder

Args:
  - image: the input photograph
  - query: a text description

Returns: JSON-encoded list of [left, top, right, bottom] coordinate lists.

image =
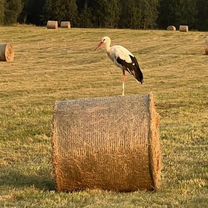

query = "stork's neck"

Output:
[[105, 41, 111, 52]]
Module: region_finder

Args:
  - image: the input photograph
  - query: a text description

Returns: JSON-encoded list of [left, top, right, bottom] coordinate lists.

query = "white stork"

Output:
[[96, 36, 143, 96]]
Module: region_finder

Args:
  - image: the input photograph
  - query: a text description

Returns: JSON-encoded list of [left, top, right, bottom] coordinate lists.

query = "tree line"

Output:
[[0, 0, 208, 31]]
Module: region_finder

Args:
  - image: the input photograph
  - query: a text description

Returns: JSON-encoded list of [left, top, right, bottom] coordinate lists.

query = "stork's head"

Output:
[[95, 36, 111, 50]]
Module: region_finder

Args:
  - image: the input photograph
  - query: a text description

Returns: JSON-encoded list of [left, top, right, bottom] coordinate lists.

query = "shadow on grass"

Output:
[[0, 168, 55, 191]]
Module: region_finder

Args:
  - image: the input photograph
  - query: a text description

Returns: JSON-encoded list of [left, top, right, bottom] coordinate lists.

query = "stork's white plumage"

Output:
[[96, 36, 143, 96]]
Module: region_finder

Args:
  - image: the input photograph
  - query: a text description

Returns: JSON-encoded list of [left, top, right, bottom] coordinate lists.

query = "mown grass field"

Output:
[[0, 25, 208, 207]]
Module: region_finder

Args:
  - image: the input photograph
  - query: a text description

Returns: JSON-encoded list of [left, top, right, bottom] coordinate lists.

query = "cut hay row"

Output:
[[0, 43, 14, 62], [52, 94, 162, 192]]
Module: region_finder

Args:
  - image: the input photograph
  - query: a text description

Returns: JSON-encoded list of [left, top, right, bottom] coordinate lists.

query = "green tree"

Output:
[[119, 0, 159, 29], [140, 0, 159, 29], [89, 0, 120, 28], [78, 7, 94, 28], [76, 0, 93, 27], [42, 0, 52, 24], [18, 0, 28, 24], [119, 0, 140, 28], [24, 0, 46, 25], [65, 0, 78, 24], [49, 0, 78, 25], [158, 0, 197, 29], [177, 0, 197, 28], [0, 0, 4, 24], [4, 0, 22, 24], [197, 0, 208, 30]]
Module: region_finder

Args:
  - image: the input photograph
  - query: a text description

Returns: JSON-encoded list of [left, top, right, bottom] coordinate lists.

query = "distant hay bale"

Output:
[[179, 25, 189, 32], [167, 25, 176, 31], [52, 94, 162, 192], [47, 21, 58, 29], [60, 21, 71, 29], [0, 43, 14, 62]]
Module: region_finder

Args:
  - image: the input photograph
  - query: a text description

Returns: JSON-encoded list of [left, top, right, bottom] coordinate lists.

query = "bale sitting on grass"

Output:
[[179, 25, 189, 32], [47, 21, 58, 29], [167, 25, 176, 31], [0, 43, 14, 62], [52, 94, 162, 192], [60, 21, 71, 29]]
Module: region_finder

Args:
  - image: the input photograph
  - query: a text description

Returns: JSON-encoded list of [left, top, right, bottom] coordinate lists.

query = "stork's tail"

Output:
[[130, 55, 144, 84]]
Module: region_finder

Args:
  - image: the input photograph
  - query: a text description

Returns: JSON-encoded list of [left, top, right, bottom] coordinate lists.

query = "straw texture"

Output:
[[205, 48, 208, 55], [47, 21, 58, 29], [52, 94, 162, 192], [0, 43, 14, 62]]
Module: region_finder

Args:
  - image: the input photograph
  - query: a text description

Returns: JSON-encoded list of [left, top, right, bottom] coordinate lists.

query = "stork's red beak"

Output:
[[95, 41, 103, 51]]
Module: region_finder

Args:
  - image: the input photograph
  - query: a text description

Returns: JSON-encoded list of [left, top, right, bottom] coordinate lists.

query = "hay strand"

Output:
[[0, 43, 14, 62], [47, 20, 58, 29], [60, 21, 71, 29], [179, 25, 189, 32], [167, 25, 176, 31], [52, 94, 162, 192]]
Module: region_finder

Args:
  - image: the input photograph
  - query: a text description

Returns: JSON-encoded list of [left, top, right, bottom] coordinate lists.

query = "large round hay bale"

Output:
[[52, 94, 162, 192], [179, 25, 189, 32], [60, 21, 71, 29], [47, 20, 58, 29], [0, 43, 14, 62], [167, 25, 176, 31]]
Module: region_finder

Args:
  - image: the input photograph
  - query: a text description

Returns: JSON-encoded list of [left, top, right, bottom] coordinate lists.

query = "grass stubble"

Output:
[[0, 25, 208, 207]]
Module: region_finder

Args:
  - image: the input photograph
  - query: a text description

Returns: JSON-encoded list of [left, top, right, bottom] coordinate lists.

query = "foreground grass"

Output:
[[0, 25, 208, 207]]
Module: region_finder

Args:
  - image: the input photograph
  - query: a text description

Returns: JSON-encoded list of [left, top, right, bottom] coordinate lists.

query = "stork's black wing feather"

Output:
[[116, 55, 144, 84]]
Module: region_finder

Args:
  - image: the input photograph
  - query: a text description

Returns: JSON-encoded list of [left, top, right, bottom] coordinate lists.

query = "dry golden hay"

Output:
[[60, 21, 71, 29], [52, 93, 162, 192], [205, 47, 208, 55], [0, 43, 14, 62], [205, 37, 208, 45], [47, 20, 58, 29], [179, 25, 189, 32], [167, 25, 176, 31]]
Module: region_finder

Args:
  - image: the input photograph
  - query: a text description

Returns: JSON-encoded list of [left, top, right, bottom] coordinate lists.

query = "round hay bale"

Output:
[[60, 21, 71, 29], [179, 25, 189, 32], [167, 25, 176, 31], [0, 43, 14, 62], [52, 94, 162, 192], [47, 20, 58, 29]]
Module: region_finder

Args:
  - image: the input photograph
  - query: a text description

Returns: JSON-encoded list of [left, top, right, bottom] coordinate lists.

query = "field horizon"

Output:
[[0, 25, 208, 207]]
